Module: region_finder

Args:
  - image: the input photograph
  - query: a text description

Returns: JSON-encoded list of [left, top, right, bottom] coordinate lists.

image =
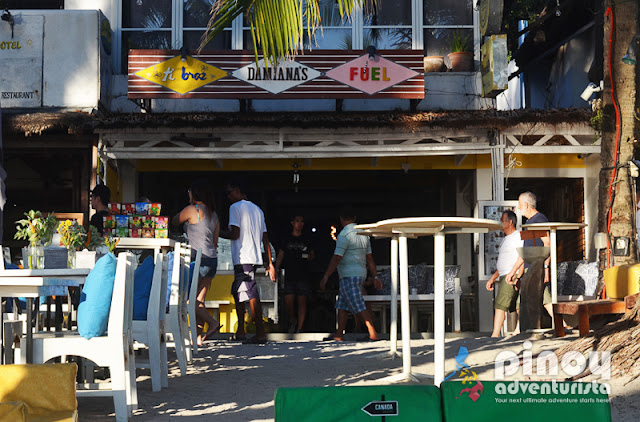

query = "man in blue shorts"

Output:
[[320, 207, 380, 341]]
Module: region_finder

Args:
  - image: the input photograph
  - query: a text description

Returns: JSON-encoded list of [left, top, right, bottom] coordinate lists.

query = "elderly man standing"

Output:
[[486, 210, 523, 337], [506, 191, 555, 321], [221, 180, 276, 344], [320, 207, 380, 342]]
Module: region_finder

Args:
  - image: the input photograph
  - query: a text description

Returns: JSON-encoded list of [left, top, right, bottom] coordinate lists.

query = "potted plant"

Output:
[[14, 210, 58, 269], [447, 30, 473, 72], [424, 55, 445, 73], [58, 220, 105, 269]]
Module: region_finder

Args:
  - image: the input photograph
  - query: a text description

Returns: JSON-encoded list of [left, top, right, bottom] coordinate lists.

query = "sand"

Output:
[[77, 333, 640, 421]]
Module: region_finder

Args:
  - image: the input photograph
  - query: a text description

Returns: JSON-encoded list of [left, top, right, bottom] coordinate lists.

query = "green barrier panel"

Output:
[[441, 380, 611, 422], [275, 385, 443, 422]]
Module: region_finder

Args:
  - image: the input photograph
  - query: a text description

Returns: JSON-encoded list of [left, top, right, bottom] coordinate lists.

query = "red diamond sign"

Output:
[[325, 54, 420, 95]]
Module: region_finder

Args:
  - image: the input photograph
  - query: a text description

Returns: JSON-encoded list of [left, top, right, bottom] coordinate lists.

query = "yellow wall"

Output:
[[136, 154, 586, 172], [106, 164, 123, 202]]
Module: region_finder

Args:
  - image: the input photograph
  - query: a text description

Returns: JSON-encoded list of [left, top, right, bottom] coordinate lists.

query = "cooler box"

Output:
[[625, 263, 640, 298], [441, 380, 611, 422], [604, 264, 638, 299], [275, 385, 442, 422]]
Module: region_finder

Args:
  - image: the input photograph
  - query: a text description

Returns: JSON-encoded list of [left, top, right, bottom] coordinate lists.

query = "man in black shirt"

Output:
[[89, 184, 111, 235], [275, 215, 315, 333]]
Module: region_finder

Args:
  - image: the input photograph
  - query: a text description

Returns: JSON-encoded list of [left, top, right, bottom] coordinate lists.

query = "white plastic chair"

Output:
[[165, 243, 189, 376], [184, 248, 202, 362], [132, 253, 169, 392], [23, 252, 138, 422]]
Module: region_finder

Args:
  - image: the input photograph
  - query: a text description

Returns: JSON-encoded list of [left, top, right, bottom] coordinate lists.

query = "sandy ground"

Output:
[[77, 332, 640, 421]]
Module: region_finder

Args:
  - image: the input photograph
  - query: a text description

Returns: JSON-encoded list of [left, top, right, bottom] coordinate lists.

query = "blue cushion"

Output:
[[77, 253, 118, 339], [133, 256, 155, 321]]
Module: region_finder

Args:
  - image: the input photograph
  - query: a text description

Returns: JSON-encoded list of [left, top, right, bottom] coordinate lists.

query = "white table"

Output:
[[520, 222, 587, 305], [0, 268, 90, 363], [115, 238, 176, 257], [356, 217, 502, 386]]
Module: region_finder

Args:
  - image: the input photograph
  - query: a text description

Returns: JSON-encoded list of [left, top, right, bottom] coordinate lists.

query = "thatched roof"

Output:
[[2, 111, 97, 137], [2, 108, 592, 137]]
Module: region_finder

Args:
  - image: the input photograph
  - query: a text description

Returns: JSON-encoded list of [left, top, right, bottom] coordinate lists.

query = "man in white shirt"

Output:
[[221, 181, 276, 344], [486, 210, 523, 337]]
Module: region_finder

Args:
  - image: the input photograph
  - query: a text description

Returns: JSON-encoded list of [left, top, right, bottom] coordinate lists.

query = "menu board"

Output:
[[476, 201, 520, 278]]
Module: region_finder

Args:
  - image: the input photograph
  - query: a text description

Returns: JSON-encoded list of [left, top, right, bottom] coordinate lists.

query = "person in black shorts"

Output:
[[275, 215, 315, 333]]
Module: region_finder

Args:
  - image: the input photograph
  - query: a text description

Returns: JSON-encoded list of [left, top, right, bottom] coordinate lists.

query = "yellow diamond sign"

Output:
[[134, 55, 227, 95]]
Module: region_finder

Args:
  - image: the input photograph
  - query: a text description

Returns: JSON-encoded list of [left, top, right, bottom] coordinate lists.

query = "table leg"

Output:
[[434, 231, 446, 387], [390, 235, 399, 357], [399, 234, 412, 377], [45, 296, 52, 331], [1, 301, 4, 365], [55, 296, 63, 331], [550, 228, 557, 328], [26, 298, 34, 363], [578, 307, 590, 336], [553, 309, 565, 338]]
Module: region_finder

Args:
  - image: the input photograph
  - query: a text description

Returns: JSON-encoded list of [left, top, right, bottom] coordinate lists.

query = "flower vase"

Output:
[[67, 248, 76, 269], [28, 241, 39, 269]]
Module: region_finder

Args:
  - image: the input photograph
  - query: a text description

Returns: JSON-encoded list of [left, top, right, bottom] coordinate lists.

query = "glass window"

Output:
[[121, 31, 172, 73], [185, 30, 231, 50], [423, 28, 472, 57], [363, 1, 411, 50], [184, 0, 231, 50], [311, 0, 352, 27], [6, 0, 62, 8], [243, 0, 351, 50], [364, 2, 412, 26], [424, 0, 473, 26], [183, 0, 216, 28], [364, 28, 412, 50], [122, 0, 172, 29]]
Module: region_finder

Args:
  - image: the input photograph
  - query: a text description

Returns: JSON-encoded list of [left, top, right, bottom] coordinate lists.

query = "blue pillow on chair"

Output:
[[77, 253, 118, 339], [133, 256, 155, 321]]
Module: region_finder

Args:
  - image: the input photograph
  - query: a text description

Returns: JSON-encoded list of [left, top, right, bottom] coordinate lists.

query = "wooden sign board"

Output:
[[128, 49, 424, 99]]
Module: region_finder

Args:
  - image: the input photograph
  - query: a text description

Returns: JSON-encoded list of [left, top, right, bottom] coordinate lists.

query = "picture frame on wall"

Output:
[[475, 200, 521, 279]]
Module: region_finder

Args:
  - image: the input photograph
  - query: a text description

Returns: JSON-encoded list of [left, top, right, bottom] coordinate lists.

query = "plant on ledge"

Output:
[[449, 30, 471, 53]]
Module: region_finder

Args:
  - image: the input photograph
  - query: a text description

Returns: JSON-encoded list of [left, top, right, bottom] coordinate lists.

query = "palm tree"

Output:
[[199, 0, 375, 65]]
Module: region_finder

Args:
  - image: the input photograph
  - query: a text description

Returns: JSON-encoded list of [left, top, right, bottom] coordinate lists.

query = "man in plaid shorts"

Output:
[[320, 207, 381, 341]]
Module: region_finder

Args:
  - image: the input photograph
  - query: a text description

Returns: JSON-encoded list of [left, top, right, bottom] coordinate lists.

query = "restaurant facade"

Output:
[[2, 1, 600, 332]]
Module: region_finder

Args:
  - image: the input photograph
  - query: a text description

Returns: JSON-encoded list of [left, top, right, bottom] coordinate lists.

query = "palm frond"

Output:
[[200, 0, 375, 67]]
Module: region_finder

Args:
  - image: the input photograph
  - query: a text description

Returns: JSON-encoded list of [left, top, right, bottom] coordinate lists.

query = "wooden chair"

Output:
[[132, 253, 169, 392], [165, 243, 189, 376], [23, 252, 138, 422]]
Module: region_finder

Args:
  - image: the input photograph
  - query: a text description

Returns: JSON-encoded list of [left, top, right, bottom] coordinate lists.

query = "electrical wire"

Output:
[[605, 6, 622, 268]]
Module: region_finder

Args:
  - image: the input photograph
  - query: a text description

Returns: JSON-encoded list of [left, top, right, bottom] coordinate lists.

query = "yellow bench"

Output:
[[204, 274, 238, 334], [0, 363, 78, 422]]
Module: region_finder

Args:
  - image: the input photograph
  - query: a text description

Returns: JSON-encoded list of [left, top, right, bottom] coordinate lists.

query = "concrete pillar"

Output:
[[476, 168, 493, 332]]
